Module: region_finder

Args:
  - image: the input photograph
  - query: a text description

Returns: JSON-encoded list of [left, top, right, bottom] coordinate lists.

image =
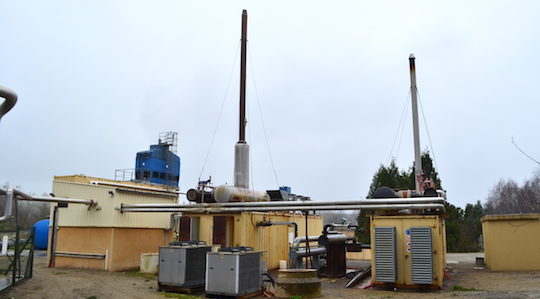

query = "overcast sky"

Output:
[[1, 1, 539, 208]]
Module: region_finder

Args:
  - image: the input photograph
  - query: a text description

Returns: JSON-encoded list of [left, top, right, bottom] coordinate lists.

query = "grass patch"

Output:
[[160, 292, 201, 298], [54, 271, 67, 275], [451, 285, 480, 292], [86, 296, 97, 299]]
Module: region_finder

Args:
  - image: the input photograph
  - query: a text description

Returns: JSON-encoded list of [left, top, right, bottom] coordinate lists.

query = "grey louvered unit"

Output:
[[410, 227, 433, 284], [374, 226, 397, 283]]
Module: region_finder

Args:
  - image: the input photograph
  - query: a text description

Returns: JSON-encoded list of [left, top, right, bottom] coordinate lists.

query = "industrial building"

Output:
[[48, 175, 178, 271]]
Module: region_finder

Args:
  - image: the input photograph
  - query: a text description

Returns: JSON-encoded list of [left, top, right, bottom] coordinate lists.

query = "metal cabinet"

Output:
[[158, 245, 211, 288], [205, 251, 262, 296]]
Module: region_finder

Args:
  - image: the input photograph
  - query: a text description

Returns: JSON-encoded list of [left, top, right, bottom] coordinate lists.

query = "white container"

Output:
[[140, 253, 159, 273], [279, 260, 287, 270]]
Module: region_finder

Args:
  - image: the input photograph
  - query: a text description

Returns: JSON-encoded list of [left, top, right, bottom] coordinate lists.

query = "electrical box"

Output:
[[158, 245, 212, 290], [371, 215, 446, 288], [205, 251, 262, 296]]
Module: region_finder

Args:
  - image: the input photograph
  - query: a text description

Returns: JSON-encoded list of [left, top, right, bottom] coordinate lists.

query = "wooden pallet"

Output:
[[157, 283, 204, 294]]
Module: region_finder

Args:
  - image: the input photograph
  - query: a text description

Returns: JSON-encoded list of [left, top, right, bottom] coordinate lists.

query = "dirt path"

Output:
[[3, 253, 540, 298]]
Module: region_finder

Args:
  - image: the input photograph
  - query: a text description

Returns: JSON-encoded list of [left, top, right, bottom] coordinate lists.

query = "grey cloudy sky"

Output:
[[1, 1, 539, 208]]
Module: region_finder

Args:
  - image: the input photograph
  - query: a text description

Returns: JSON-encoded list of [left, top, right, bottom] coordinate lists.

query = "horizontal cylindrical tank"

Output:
[[186, 189, 215, 203], [33, 219, 49, 250], [213, 185, 269, 203]]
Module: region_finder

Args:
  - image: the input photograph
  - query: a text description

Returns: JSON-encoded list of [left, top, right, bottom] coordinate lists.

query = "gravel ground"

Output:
[[3, 252, 540, 299]]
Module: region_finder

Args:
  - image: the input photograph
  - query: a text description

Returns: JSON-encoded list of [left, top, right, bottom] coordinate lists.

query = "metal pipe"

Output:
[[121, 203, 446, 213], [54, 251, 106, 259], [292, 236, 320, 249], [0, 85, 17, 122], [121, 197, 446, 209], [257, 220, 298, 238], [0, 189, 14, 222], [239, 9, 247, 142], [89, 180, 180, 194], [409, 54, 423, 192], [13, 189, 97, 207]]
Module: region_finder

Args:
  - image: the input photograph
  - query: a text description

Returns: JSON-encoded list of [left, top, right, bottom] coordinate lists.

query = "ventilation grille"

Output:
[[374, 226, 397, 283], [410, 227, 433, 284]]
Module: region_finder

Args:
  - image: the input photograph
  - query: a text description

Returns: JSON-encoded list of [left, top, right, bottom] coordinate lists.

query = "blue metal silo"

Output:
[[135, 132, 180, 187]]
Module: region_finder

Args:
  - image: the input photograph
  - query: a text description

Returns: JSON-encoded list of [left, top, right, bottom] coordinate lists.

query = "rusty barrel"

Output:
[[275, 269, 321, 298]]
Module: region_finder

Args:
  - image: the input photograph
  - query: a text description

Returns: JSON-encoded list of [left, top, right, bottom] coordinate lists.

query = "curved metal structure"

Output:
[[0, 85, 17, 122]]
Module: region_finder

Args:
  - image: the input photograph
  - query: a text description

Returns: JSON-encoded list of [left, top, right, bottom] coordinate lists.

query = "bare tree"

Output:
[[485, 172, 540, 215]]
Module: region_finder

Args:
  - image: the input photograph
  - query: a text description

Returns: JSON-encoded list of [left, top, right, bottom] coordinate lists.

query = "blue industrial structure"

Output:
[[33, 219, 49, 250], [135, 132, 180, 187]]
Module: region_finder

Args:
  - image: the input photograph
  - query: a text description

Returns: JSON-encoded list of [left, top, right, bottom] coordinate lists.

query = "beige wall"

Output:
[[52, 176, 177, 228], [54, 227, 172, 271], [183, 212, 323, 270], [370, 215, 446, 288], [482, 213, 540, 271]]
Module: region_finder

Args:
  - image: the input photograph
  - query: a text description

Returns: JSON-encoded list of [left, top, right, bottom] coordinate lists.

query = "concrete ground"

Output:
[[3, 252, 540, 298]]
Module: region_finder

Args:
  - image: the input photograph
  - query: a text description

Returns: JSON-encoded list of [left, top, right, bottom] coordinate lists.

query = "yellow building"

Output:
[[482, 213, 540, 271], [49, 175, 177, 271], [180, 212, 322, 270], [49, 175, 322, 272], [370, 214, 446, 289]]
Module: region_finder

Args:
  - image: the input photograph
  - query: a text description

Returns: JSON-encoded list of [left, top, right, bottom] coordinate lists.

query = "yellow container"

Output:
[[482, 213, 540, 271], [370, 215, 446, 288]]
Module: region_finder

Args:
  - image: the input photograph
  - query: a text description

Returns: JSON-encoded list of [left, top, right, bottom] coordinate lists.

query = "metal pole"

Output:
[[48, 206, 58, 268], [409, 54, 423, 192], [239, 9, 247, 142]]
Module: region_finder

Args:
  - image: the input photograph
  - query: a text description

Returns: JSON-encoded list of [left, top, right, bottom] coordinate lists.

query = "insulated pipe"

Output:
[[292, 236, 320, 249], [0, 86, 17, 122], [121, 197, 446, 209], [13, 189, 97, 207], [0, 189, 14, 222], [120, 203, 446, 213]]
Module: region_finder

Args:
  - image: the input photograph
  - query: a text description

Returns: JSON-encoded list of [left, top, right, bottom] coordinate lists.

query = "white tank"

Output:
[[213, 185, 269, 203]]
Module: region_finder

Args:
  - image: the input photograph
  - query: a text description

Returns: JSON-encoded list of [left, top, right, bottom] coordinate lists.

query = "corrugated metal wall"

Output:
[[184, 212, 322, 270], [52, 179, 176, 229]]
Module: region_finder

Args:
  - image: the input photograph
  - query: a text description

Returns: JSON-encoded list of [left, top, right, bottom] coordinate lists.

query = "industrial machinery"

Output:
[[135, 132, 180, 187], [371, 215, 445, 288], [289, 224, 365, 278], [206, 247, 263, 297], [158, 242, 212, 291]]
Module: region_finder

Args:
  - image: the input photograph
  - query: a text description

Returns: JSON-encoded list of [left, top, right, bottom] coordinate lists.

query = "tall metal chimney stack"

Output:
[[234, 10, 249, 188], [409, 54, 423, 192]]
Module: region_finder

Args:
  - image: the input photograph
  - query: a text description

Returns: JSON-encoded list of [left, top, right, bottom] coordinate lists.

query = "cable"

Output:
[[198, 41, 241, 181], [417, 90, 439, 173], [247, 44, 280, 187], [512, 137, 540, 166], [395, 96, 410, 161], [387, 90, 411, 164]]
